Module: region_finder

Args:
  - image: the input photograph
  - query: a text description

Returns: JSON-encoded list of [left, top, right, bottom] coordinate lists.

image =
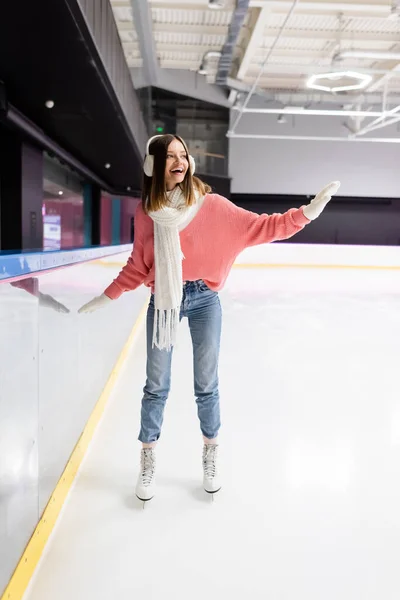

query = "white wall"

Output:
[[229, 114, 400, 198]]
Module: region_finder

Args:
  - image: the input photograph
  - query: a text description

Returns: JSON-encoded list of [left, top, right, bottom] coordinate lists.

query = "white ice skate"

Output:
[[203, 444, 221, 496], [135, 448, 156, 504]]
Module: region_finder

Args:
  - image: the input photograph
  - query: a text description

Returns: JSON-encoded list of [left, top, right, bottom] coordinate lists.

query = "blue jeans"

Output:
[[139, 280, 222, 444]]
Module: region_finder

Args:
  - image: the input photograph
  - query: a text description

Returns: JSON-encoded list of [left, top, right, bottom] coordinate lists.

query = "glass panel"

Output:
[[0, 278, 39, 591], [120, 196, 140, 244], [36, 254, 149, 512], [100, 192, 112, 246], [43, 153, 85, 250], [0, 249, 149, 593]]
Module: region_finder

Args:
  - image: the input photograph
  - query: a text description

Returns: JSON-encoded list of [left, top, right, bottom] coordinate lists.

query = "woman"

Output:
[[78, 133, 340, 503]]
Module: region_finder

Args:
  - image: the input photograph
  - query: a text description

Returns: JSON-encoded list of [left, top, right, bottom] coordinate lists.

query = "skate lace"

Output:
[[203, 445, 218, 479], [140, 449, 155, 485]]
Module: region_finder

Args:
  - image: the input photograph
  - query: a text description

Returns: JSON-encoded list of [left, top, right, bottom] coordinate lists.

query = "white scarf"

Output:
[[148, 186, 201, 351]]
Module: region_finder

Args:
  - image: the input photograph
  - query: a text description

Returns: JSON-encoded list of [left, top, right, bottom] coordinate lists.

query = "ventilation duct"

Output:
[[199, 51, 222, 75], [215, 0, 250, 85], [209, 0, 226, 7]]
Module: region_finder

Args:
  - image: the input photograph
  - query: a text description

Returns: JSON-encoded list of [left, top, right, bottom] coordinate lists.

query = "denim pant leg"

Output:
[[188, 290, 222, 440], [138, 297, 174, 443]]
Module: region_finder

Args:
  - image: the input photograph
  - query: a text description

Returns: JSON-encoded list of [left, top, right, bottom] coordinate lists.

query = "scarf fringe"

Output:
[[152, 307, 180, 351]]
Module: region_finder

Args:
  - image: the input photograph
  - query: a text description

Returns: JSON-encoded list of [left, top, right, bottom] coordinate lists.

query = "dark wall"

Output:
[[231, 193, 400, 246], [198, 173, 231, 199], [0, 127, 43, 251]]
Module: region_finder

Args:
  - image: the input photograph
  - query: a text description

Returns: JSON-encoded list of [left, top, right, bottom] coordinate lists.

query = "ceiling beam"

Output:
[[115, 21, 137, 32], [248, 48, 334, 58], [249, 0, 392, 17], [149, 1, 221, 7], [130, 0, 159, 86], [158, 60, 203, 68], [126, 42, 222, 54], [152, 23, 229, 35], [235, 106, 385, 117], [243, 89, 388, 105], [367, 63, 400, 92], [236, 5, 271, 80], [153, 46, 381, 60], [227, 132, 400, 143], [226, 76, 275, 100], [126, 59, 143, 67], [263, 28, 400, 45], [244, 62, 400, 76], [121, 42, 141, 50]]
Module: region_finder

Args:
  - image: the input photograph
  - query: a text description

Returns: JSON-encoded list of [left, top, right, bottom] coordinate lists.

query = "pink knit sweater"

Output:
[[104, 193, 310, 299]]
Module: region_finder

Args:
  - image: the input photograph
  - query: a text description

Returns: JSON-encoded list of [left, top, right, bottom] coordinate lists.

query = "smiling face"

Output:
[[164, 139, 189, 191]]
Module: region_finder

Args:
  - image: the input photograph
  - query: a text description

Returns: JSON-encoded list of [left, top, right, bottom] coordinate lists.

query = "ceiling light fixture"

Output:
[[306, 71, 372, 93], [45, 100, 55, 109], [105, 163, 111, 169], [58, 191, 63, 196]]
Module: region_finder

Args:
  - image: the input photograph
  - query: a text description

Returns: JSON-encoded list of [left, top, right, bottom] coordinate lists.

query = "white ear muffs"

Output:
[[143, 135, 196, 177], [143, 135, 162, 177], [143, 154, 155, 177]]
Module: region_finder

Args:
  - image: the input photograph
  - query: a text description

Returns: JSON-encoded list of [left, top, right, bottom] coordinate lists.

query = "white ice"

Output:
[[24, 264, 400, 600]]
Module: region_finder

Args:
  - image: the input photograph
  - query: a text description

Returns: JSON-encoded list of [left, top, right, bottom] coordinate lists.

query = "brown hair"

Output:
[[141, 134, 211, 214]]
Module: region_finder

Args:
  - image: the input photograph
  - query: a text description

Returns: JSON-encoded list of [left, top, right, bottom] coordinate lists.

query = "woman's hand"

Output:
[[78, 293, 112, 314], [303, 181, 341, 221]]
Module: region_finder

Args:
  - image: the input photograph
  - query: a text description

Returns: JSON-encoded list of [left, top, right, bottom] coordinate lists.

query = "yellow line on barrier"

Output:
[[1, 301, 148, 600], [95, 260, 400, 271], [95, 260, 126, 268]]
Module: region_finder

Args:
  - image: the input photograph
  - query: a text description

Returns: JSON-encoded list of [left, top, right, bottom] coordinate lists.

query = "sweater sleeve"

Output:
[[103, 205, 149, 300], [216, 195, 310, 250]]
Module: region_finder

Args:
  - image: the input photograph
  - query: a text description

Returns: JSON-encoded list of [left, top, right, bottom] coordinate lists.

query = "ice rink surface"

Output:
[[24, 264, 400, 600]]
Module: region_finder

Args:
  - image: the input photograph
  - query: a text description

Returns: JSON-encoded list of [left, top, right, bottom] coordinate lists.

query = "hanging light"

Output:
[[306, 71, 372, 93]]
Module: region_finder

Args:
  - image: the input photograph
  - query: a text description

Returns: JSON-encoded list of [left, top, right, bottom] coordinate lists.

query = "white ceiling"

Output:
[[108, 1, 400, 140], [110, 0, 400, 95]]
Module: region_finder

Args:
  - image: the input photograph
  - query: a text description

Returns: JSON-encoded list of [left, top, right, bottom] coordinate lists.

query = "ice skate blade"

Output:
[[204, 487, 221, 496], [136, 494, 154, 504]]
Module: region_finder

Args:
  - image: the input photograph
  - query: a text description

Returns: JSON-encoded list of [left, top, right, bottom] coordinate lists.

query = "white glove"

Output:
[[303, 181, 341, 221], [78, 293, 112, 314]]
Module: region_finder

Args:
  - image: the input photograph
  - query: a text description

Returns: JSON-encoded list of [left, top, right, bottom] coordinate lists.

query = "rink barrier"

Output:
[[95, 242, 400, 271], [97, 261, 400, 271], [0, 301, 148, 600], [0, 244, 132, 283]]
